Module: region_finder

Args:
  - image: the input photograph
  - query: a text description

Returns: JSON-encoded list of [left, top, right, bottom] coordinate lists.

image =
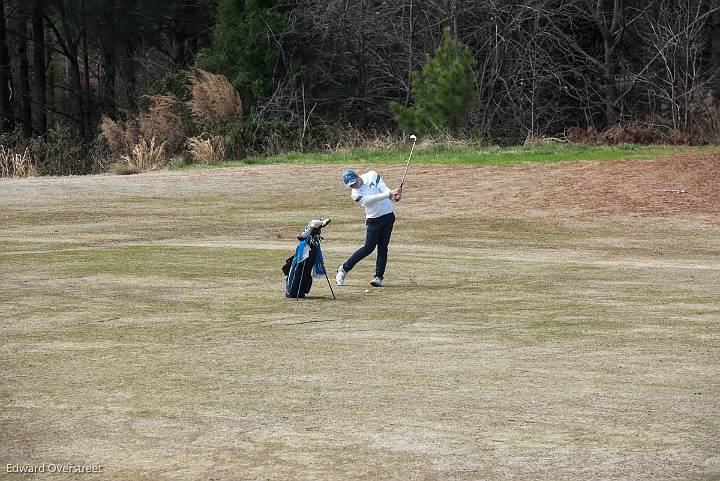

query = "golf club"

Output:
[[399, 134, 416, 190]]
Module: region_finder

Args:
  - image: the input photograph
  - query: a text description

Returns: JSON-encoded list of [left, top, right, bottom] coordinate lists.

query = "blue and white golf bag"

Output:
[[282, 219, 334, 299]]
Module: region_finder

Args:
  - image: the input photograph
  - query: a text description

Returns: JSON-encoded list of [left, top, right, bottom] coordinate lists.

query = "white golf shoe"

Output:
[[370, 276, 383, 287], [336, 266, 347, 286]]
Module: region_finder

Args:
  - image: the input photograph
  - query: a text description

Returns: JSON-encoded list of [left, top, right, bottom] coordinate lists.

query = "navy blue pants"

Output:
[[343, 212, 395, 279]]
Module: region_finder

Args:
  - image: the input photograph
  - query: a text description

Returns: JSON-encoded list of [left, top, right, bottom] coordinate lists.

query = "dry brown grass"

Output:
[[185, 135, 227, 164], [186, 69, 243, 130], [326, 126, 399, 151], [321, 126, 487, 153], [99, 95, 186, 162], [565, 124, 700, 145], [139, 94, 186, 154], [99, 116, 130, 156], [0, 145, 37, 178], [523, 134, 566, 146], [120, 136, 167, 172], [0, 152, 719, 480]]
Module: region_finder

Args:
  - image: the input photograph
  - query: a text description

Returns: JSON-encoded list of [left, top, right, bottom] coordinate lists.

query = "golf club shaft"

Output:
[[399, 137, 416, 189]]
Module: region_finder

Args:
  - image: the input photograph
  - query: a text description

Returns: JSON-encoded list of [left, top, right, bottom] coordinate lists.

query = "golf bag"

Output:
[[282, 219, 336, 299]]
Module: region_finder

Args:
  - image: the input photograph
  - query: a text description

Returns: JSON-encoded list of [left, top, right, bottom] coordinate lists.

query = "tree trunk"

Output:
[[32, 0, 47, 135], [15, 7, 32, 137], [0, 0, 14, 133], [120, 50, 137, 112], [712, 10, 720, 90], [448, 0, 457, 37], [81, 0, 93, 130], [100, 0, 117, 117], [82, 30, 91, 131], [53, 1, 86, 139], [68, 55, 85, 138], [404, 0, 414, 106], [357, 0, 367, 126], [604, 41, 618, 126], [46, 52, 55, 113], [101, 44, 116, 117]]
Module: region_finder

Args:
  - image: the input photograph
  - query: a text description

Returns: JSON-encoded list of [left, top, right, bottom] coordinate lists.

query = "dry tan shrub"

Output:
[[605, 125, 629, 143], [0, 145, 36, 178], [565, 126, 603, 144], [564, 127, 586, 143], [360, 132, 399, 150], [120, 136, 167, 171], [138, 94, 186, 154], [98, 95, 187, 170], [523, 134, 565, 146], [185, 135, 227, 164], [605, 124, 665, 144], [564, 124, 699, 145], [99, 116, 150, 159], [187, 69, 243, 130], [669, 129, 693, 145], [99, 116, 130, 155], [328, 125, 400, 151], [125, 119, 141, 146]]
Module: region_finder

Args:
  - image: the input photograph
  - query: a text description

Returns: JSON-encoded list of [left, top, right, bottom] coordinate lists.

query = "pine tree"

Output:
[[200, 0, 289, 107], [390, 27, 476, 134]]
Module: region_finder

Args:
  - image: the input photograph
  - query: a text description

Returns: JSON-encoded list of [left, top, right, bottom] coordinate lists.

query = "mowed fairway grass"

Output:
[[1, 145, 718, 480], [182, 142, 681, 168]]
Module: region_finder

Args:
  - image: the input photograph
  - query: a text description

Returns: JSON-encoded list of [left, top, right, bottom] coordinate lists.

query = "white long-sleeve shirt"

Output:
[[350, 171, 394, 219]]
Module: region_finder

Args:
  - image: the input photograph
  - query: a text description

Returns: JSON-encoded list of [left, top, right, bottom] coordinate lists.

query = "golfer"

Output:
[[336, 169, 402, 287]]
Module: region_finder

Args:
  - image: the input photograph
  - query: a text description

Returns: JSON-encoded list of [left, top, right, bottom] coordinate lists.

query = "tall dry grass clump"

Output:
[[120, 136, 167, 172], [100, 71, 243, 171], [0, 145, 36, 178], [100, 116, 134, 155], [99, 95, 185, 172], [139, 94, 186, 154], [187, 69, 243, 129], [100, 95, 184, 158], [185, 135, 227, 164]]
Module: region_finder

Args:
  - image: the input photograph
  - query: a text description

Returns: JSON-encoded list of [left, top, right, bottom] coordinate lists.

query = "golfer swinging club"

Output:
[[336, 169, 402, 287]]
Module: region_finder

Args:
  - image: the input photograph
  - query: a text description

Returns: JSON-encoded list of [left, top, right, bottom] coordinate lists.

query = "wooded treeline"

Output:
[[0, 0, 719, 175]]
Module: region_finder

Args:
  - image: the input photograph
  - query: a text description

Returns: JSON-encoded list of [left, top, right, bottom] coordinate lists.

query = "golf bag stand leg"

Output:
[[296, 257, 307, 301], [319, 257, 336, 300]]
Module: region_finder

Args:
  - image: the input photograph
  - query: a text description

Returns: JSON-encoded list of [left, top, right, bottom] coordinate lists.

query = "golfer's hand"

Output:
[[390, 188, 401, 197]]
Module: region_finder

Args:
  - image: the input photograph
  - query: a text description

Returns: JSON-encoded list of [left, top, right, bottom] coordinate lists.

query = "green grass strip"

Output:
[[176, 143, 689, 170]]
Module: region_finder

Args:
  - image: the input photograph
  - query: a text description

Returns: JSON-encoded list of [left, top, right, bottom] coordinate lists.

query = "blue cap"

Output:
[[341, 170, 358, 188]]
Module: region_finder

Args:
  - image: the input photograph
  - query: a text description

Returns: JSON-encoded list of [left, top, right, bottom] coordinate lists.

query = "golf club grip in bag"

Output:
[[297, 218, 331, 240]]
